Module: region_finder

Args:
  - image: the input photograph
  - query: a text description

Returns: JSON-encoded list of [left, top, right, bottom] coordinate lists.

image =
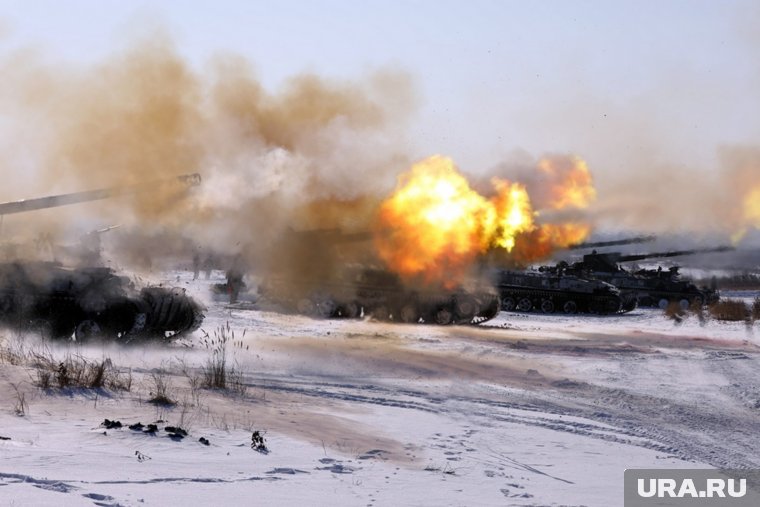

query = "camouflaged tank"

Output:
[[0, 174, 205, 341]]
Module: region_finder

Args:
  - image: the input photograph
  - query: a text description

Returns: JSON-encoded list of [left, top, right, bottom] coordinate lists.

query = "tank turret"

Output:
[[559, 246, 734, 308], [579, 246, 734, 272]]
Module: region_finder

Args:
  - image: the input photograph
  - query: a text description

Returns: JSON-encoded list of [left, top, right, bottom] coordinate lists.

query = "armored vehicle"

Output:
[[260, 266, 501, 325], [258, 228, 501, 325], [559, 247, 732, 308], [0, 261, 203, 341], [493, 267, 636, 315], [0, 174, 205, 341]]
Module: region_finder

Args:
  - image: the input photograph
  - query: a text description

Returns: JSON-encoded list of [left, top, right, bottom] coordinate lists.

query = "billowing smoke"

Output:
[[483, 147, 760, 247], [0, 34, 416, 271], [586, 147, 760, 243], [3, 18, 760, 278]]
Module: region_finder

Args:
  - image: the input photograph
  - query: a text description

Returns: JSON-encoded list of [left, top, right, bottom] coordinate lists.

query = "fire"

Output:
[[510, 223, 592, 264], [537, 156, 596, 209], [490, 179, 534, 251], [374, 156, 535, 285], [743, 186, 760, 227], [733, 185, 760, 244], [375, 155, 596, 286]]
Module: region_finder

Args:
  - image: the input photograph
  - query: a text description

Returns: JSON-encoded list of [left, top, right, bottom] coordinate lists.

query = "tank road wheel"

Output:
[[434, 306, 454, 325], [74, 319, 102, 342], [370, 305, 391, 321], [517, 298, 533, 312], [473, 295, 501, 324], [454, 296, 477, 323], [621, 296, 638, 312], [399, 303, 420, 324], [339, 301, 361, 319], [540, 299, 555, 314], [562, 300, 578, 314], [501, 297, 516, 312], [28, 319, 57, 341], [678, 299, 690, 311], [658, 298, 669, 310], [606, 299, 622, 314], [296, 298, 317, 316], [316, 298, 337, 318]]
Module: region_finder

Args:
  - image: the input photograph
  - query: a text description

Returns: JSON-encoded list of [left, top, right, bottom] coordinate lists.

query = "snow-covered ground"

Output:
[[2, 271, 759, 506]]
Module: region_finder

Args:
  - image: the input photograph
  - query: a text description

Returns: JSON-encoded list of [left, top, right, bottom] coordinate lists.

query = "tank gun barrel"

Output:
[[86, 224, 122, 236], [568, 235, 656, 250], [616, 245, 734, 263], [0, 173, 201, 216]]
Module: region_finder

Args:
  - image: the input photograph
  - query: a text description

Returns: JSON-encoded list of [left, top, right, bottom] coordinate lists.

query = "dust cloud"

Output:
[[2, 19, 760, 274], [0, 33, 416, 270]]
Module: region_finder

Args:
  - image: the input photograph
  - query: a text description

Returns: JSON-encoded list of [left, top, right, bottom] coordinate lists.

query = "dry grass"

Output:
[[32, 353, 132, 391], [708, 299, 750, 322], [664, 301, 687, 323], [147, 371, 175, 406], [1, 334, 131, 391], [199, 323, 247, 395], [11, 383, 28, 416]]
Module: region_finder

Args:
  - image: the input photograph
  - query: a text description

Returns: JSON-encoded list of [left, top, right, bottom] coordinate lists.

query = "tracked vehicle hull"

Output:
[[0, 262, 204, 342], [260, 268, 501, 325], [494, 270, 636, 315], [596, 271, 717, 309], [557, 247, 730, 309]]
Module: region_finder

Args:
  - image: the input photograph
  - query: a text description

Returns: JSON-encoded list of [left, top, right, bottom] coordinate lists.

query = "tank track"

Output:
[[497, 287, 627, 315], [261, 276, 501, 326], [0, 282, 204, 343], [635, 291, 711, 309]]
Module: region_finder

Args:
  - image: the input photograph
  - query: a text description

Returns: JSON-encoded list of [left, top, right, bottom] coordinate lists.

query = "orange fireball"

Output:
[[743, 186, 760, 227], [375, 156, 535, 286], [537, 156, 596, 210], [733, 185, 760, 244], [375, 154, 598, 285], [510, 223, 592, 264]]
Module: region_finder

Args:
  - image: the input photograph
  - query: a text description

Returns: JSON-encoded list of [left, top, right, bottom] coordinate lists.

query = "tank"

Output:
[[0, 261, 203, 341], [257, 229, 501, 325], [492, 267, 637, 315], [0, 174, 205, 341], [260, 267, 500, 325], [558, 246, 732, 308]]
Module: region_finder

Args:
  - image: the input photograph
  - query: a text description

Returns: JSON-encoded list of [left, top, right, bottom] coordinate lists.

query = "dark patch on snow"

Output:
[[316, 463, 355, 474], [358, 449, 389, 460], [266, 468, 309, 475], [101, 419, 122, 429]]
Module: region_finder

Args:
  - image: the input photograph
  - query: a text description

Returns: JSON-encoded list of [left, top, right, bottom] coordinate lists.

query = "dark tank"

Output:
[[0, 174, 205, 341], [493, 267, 637, 315], [558, 247, 732, 308], [257, 228, 501, 325], [260, 266, 500, 325], [0, 261, 204, 341]]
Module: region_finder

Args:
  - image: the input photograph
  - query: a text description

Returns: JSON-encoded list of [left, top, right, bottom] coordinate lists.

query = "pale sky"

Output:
[[1, 0, 758, 176]]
